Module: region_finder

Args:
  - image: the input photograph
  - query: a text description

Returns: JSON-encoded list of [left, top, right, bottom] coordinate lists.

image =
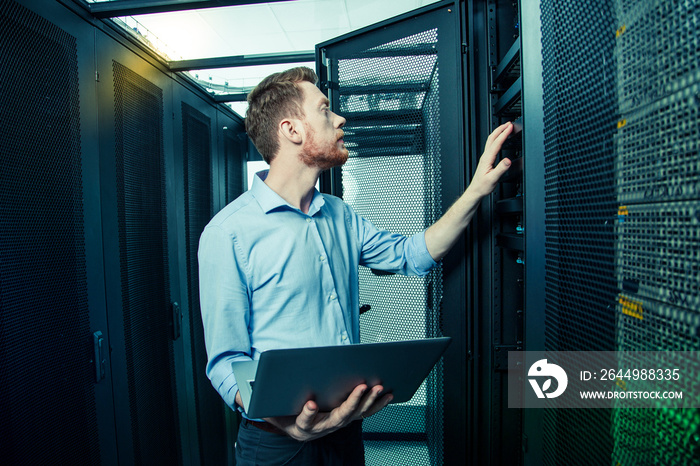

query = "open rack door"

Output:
[[316, 1, 466, 463]]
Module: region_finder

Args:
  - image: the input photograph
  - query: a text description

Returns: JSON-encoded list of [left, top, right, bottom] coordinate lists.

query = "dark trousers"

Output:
[[235, 419, 365, 466]]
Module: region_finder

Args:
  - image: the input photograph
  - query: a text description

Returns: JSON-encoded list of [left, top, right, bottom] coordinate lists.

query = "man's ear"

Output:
[[279, 118, 303, 145]]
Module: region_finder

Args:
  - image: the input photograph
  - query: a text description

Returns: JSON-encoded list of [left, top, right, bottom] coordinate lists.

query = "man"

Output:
[[198, 66, 512, 464]]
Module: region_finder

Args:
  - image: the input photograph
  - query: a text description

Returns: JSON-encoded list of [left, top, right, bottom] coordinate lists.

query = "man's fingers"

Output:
[[346, 384, 368, 411], [352, 386, 395, 421], [357, 385, 385, 415], [295, 400, 319, 431], [329, 384, 367, 421], [485, 122, 505, 145], [479, 123, 513, 171], [494, 123, 513, 150], [485, 121, 513, 147], [485, 122, 513, 153], [494, 157, 512, 177], [362, 392, 393, 419], [294, 385, 369, 438], [281, 384, 395, 441]]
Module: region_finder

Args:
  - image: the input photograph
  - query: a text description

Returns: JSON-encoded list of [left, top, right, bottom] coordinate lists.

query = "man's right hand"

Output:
[[259, 384, 393, 442]]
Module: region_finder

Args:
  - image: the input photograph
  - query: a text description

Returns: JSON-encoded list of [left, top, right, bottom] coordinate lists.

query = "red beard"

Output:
[[299, 124, 349, 170]]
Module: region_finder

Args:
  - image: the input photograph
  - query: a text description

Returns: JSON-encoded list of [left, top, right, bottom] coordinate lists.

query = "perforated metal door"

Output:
[[318, 4, 463, 464], [340, 30, 444, 464], [541, 0, 700, 464], [113, 60, 181, 464], [612, 0, 700, 464], [182, 102, 230, 464], [0, 0, 99, 462]]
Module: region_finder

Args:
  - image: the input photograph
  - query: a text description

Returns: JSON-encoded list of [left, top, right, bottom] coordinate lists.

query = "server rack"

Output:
[[536, 0, 700, 465], [484, 1, 548, 464], [0, 0, 247, 464], [317, 1, 546, 463], [611, 0, 699, 464], [1, 1, 105, 462], [467, 1, 534, 463], [469, 0, 699, 464], [317, 3, 467, 463]]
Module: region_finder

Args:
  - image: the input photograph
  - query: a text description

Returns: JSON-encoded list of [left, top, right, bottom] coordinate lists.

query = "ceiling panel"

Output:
[[123, 0, 440, 59], [96, 0, 441, 116], [270, 0, 351, 31]]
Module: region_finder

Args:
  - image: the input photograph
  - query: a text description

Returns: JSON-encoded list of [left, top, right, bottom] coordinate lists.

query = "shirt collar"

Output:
[[251, 170, 325, 216]]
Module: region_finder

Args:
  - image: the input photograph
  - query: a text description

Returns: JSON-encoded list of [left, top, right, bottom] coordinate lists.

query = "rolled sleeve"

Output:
[[406, 230, 439, 275], [353, 207, 438, 277]]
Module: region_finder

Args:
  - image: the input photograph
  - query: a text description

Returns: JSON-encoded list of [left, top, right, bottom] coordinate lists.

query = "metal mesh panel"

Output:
[[0, 1, 99, 463], [542, 0, 618, 353], [614, 0, 700, 114], [612, 1, 700, 464], [612, 407, 700, 466], [182, 103, 227, 464], [615, 202, 699, 310], [541, 0, 617, 464], [616, 297, 700, 352], [615, 84, 700, 204], [113, 60, 180, 465], [336, 28, 444, 466], [543, 0, 700, 464]]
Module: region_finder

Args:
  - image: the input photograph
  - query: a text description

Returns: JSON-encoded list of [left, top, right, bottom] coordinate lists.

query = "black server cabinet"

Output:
[[1, 0, 116, 463], [538, 2, 618, 464], [1, 0, 247, 464], [94, 17, 246, 465], [467, 0, 535, 463], [97, 34, 183, 465], [534, 0, 700, 465], [317, 1, 466, 463], [472, 0, 699, 465]]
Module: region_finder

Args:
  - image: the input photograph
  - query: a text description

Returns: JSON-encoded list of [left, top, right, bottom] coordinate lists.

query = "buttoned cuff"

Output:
[[211, 363, 240, 411]]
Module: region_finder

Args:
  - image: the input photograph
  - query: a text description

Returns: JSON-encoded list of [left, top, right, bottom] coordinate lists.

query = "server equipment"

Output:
[[1, 0, 246, 464]]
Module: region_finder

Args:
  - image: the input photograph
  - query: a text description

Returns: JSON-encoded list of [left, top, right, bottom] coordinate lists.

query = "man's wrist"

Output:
[[464, 182, 490, 202]]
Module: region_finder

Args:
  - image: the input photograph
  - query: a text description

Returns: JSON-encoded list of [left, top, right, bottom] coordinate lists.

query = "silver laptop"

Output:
[[232, 337, 451, 419]]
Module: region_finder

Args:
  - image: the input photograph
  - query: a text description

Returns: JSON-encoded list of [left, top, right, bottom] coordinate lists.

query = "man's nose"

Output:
[[334, 112, 346, 128]]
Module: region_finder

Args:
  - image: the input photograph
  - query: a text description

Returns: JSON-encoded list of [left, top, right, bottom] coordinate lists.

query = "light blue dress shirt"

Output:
[[198, 171, 437, 411]]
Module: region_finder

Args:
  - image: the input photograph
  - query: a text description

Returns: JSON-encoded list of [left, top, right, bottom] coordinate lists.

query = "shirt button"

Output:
[[306, 218, 312, 223], [330, 293, 337, 300], [320, 255, 326, 261], [341, 334, 348, 341]]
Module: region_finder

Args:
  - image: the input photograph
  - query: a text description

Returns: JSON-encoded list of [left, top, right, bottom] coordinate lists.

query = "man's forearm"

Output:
[[424, 185, 483, 261]]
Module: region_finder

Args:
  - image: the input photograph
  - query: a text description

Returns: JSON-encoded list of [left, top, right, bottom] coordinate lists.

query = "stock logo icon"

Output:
[[528, 359, 568, 399]]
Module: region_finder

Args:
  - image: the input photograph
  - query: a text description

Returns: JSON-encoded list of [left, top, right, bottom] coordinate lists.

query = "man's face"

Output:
[[297, 81, 348, 170]]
